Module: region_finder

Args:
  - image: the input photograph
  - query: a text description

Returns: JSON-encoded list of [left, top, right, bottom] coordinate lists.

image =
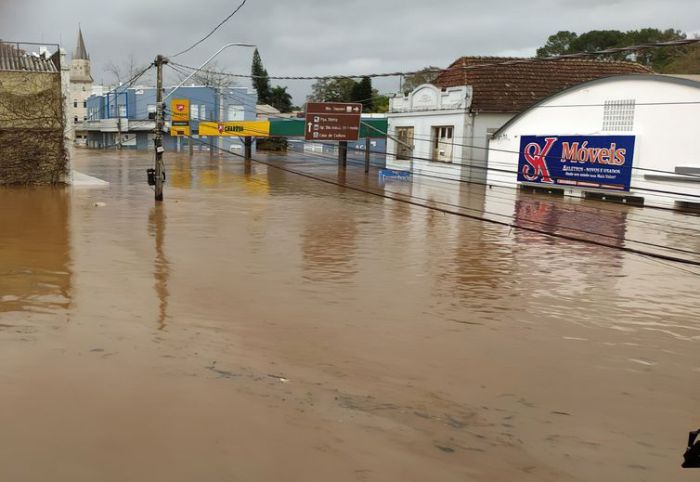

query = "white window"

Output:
[[227, 105, 244, 121], [199, 105, 207, 120], [118, 105, 127, 117], [432, 126, 454, 162], [191, 104, 199, 120], [603, 99, 635, 132], [395, 127, 414, 161]]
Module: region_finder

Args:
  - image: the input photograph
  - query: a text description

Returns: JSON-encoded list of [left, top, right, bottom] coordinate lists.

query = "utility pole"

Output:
[[338, 141, 347, 169], [244, 136, 252, 160], [218, 86, 224, 155], [364, 137, 371, 173], [154, 54, 168, 202], [116, 93, 122, 150]]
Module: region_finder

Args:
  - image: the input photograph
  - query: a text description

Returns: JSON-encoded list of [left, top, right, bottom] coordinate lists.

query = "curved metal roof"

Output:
[[492, 74, 700, 137]]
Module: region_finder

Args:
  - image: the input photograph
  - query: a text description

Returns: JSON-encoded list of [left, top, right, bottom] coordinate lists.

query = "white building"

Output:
[[68, 27, 93, 145], [487, 75, 700, 209], [386, 56, 649, 183]]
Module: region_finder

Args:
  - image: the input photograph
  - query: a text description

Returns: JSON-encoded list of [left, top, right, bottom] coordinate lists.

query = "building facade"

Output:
[[386, 57, 649, 183], [68, 28, 93, 144], [0, 41, 68, 184], [84, 84, 257, 152], [487, 74, 700, 209]]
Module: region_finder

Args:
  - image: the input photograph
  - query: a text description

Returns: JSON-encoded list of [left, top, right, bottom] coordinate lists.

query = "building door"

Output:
[[396, 126, 414, 160], [432, 126, 454, 162]]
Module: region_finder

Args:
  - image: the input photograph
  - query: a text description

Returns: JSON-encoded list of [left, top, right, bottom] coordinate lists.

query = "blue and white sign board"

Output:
[[517, 135, 636, 191], [378, 169, 411, 183]]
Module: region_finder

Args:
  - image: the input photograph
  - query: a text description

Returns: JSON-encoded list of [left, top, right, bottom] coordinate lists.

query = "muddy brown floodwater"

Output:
[[1, 149, 699, 482]]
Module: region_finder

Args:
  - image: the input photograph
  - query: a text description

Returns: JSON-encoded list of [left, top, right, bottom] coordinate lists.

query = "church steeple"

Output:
[[74, 26, 89, 61], [70, 26, 92, 83]]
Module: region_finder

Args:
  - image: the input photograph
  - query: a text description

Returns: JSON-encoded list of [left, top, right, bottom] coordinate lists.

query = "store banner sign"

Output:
[[198, 121, 270, 137], [517, 135, 636, 191]]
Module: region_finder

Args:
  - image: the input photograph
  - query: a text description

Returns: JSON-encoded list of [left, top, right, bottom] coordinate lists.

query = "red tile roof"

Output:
[[434, 56, 651, 113]]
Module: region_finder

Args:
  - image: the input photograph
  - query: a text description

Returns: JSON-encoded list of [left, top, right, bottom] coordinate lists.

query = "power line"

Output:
[[159, 95, 700, 208], [157, 128, 700, 269], [170, 0, 249, 58], [245, 144, 700, 256], [400, 130, 700, 178], [160, 104, 697, 232], [171, 63, 700, 182], [169, 38, 700, 81]]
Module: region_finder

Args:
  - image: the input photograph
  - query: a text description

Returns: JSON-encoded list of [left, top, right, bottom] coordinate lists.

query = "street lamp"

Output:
[[153, 43, 256, 202], [163, 43, 256, 101]]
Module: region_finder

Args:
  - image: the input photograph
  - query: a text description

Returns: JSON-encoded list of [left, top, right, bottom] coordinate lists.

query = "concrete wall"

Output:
[[0, 70, 68, 184], [386, 84, 517, 183], [386, 110, 468, 181], [487, 76, 700, 207]]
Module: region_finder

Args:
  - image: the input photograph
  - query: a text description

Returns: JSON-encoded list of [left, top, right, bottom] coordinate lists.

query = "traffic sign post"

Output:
[[304, 102, 362, 142]]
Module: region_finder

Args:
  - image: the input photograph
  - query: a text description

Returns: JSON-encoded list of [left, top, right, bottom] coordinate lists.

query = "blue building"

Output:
[[84, 84, 257, 152]]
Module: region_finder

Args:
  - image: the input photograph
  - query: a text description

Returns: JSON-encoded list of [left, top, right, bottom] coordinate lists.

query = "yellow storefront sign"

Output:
[[199, 121, 270, 137], [170, 99, 190, 137]]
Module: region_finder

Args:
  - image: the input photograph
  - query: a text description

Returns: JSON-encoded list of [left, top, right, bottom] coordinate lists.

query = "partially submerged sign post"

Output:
[[304, 102, 362, 141], [305, 102, 362, 168]]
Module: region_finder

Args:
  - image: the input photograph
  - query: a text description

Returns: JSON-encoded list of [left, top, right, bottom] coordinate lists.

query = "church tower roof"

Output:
[[74, 26, 89, 60]]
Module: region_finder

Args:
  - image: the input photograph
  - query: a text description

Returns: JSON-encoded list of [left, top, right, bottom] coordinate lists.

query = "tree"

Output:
[[269, 85, 293, 113], [307, 78, 357, 102], [401, 66, 441, 92], [103, 53, 151, 86], [251, 48, 272, 105], [372, 94, 389, 113], [626, 28, 687, 71], [536, 28, 689, 71], [572, 30, 626, 57], [661, 44, 700, 74], [351, 76, 373, 111], [191, 61, 234, 91], [536, 31, 578, 58]]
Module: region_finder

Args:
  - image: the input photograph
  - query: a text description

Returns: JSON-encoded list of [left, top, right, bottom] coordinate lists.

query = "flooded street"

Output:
[[1, 149, 699, 481]]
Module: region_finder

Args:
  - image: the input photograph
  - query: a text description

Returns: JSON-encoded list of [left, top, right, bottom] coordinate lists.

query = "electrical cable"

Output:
[[170, 0, 249, 58], [169, 62, 700, 188], [159, 101, 700, 231], [155, 119, 700, 268], [167, 38, 700, 80]]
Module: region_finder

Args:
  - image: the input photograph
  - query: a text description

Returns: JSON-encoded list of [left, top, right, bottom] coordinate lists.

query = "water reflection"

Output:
[[298, 168, 359, 283], [513, 193, 628, 248], [0, 187, 71, 317], [301, 202, 359, 282], [148, 205, 169, 330]]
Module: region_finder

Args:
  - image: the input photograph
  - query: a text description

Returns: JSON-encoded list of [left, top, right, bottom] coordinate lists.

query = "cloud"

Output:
[[1, 0, 698, 102]]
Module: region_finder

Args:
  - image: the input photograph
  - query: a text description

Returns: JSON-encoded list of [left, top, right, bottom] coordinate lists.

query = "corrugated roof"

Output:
[[434, 56, 651, 113], [0, 42, 58, 73]]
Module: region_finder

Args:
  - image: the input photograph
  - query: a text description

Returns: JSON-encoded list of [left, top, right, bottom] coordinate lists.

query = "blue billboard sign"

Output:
[[517, 135, 635, 191]]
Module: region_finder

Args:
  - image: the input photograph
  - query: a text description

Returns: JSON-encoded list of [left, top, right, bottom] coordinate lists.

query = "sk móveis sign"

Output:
[[517, 135, 636, 191]]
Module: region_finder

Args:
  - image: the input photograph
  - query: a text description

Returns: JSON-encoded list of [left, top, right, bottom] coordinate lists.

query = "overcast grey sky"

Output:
[[1, 0, 699, 103]]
